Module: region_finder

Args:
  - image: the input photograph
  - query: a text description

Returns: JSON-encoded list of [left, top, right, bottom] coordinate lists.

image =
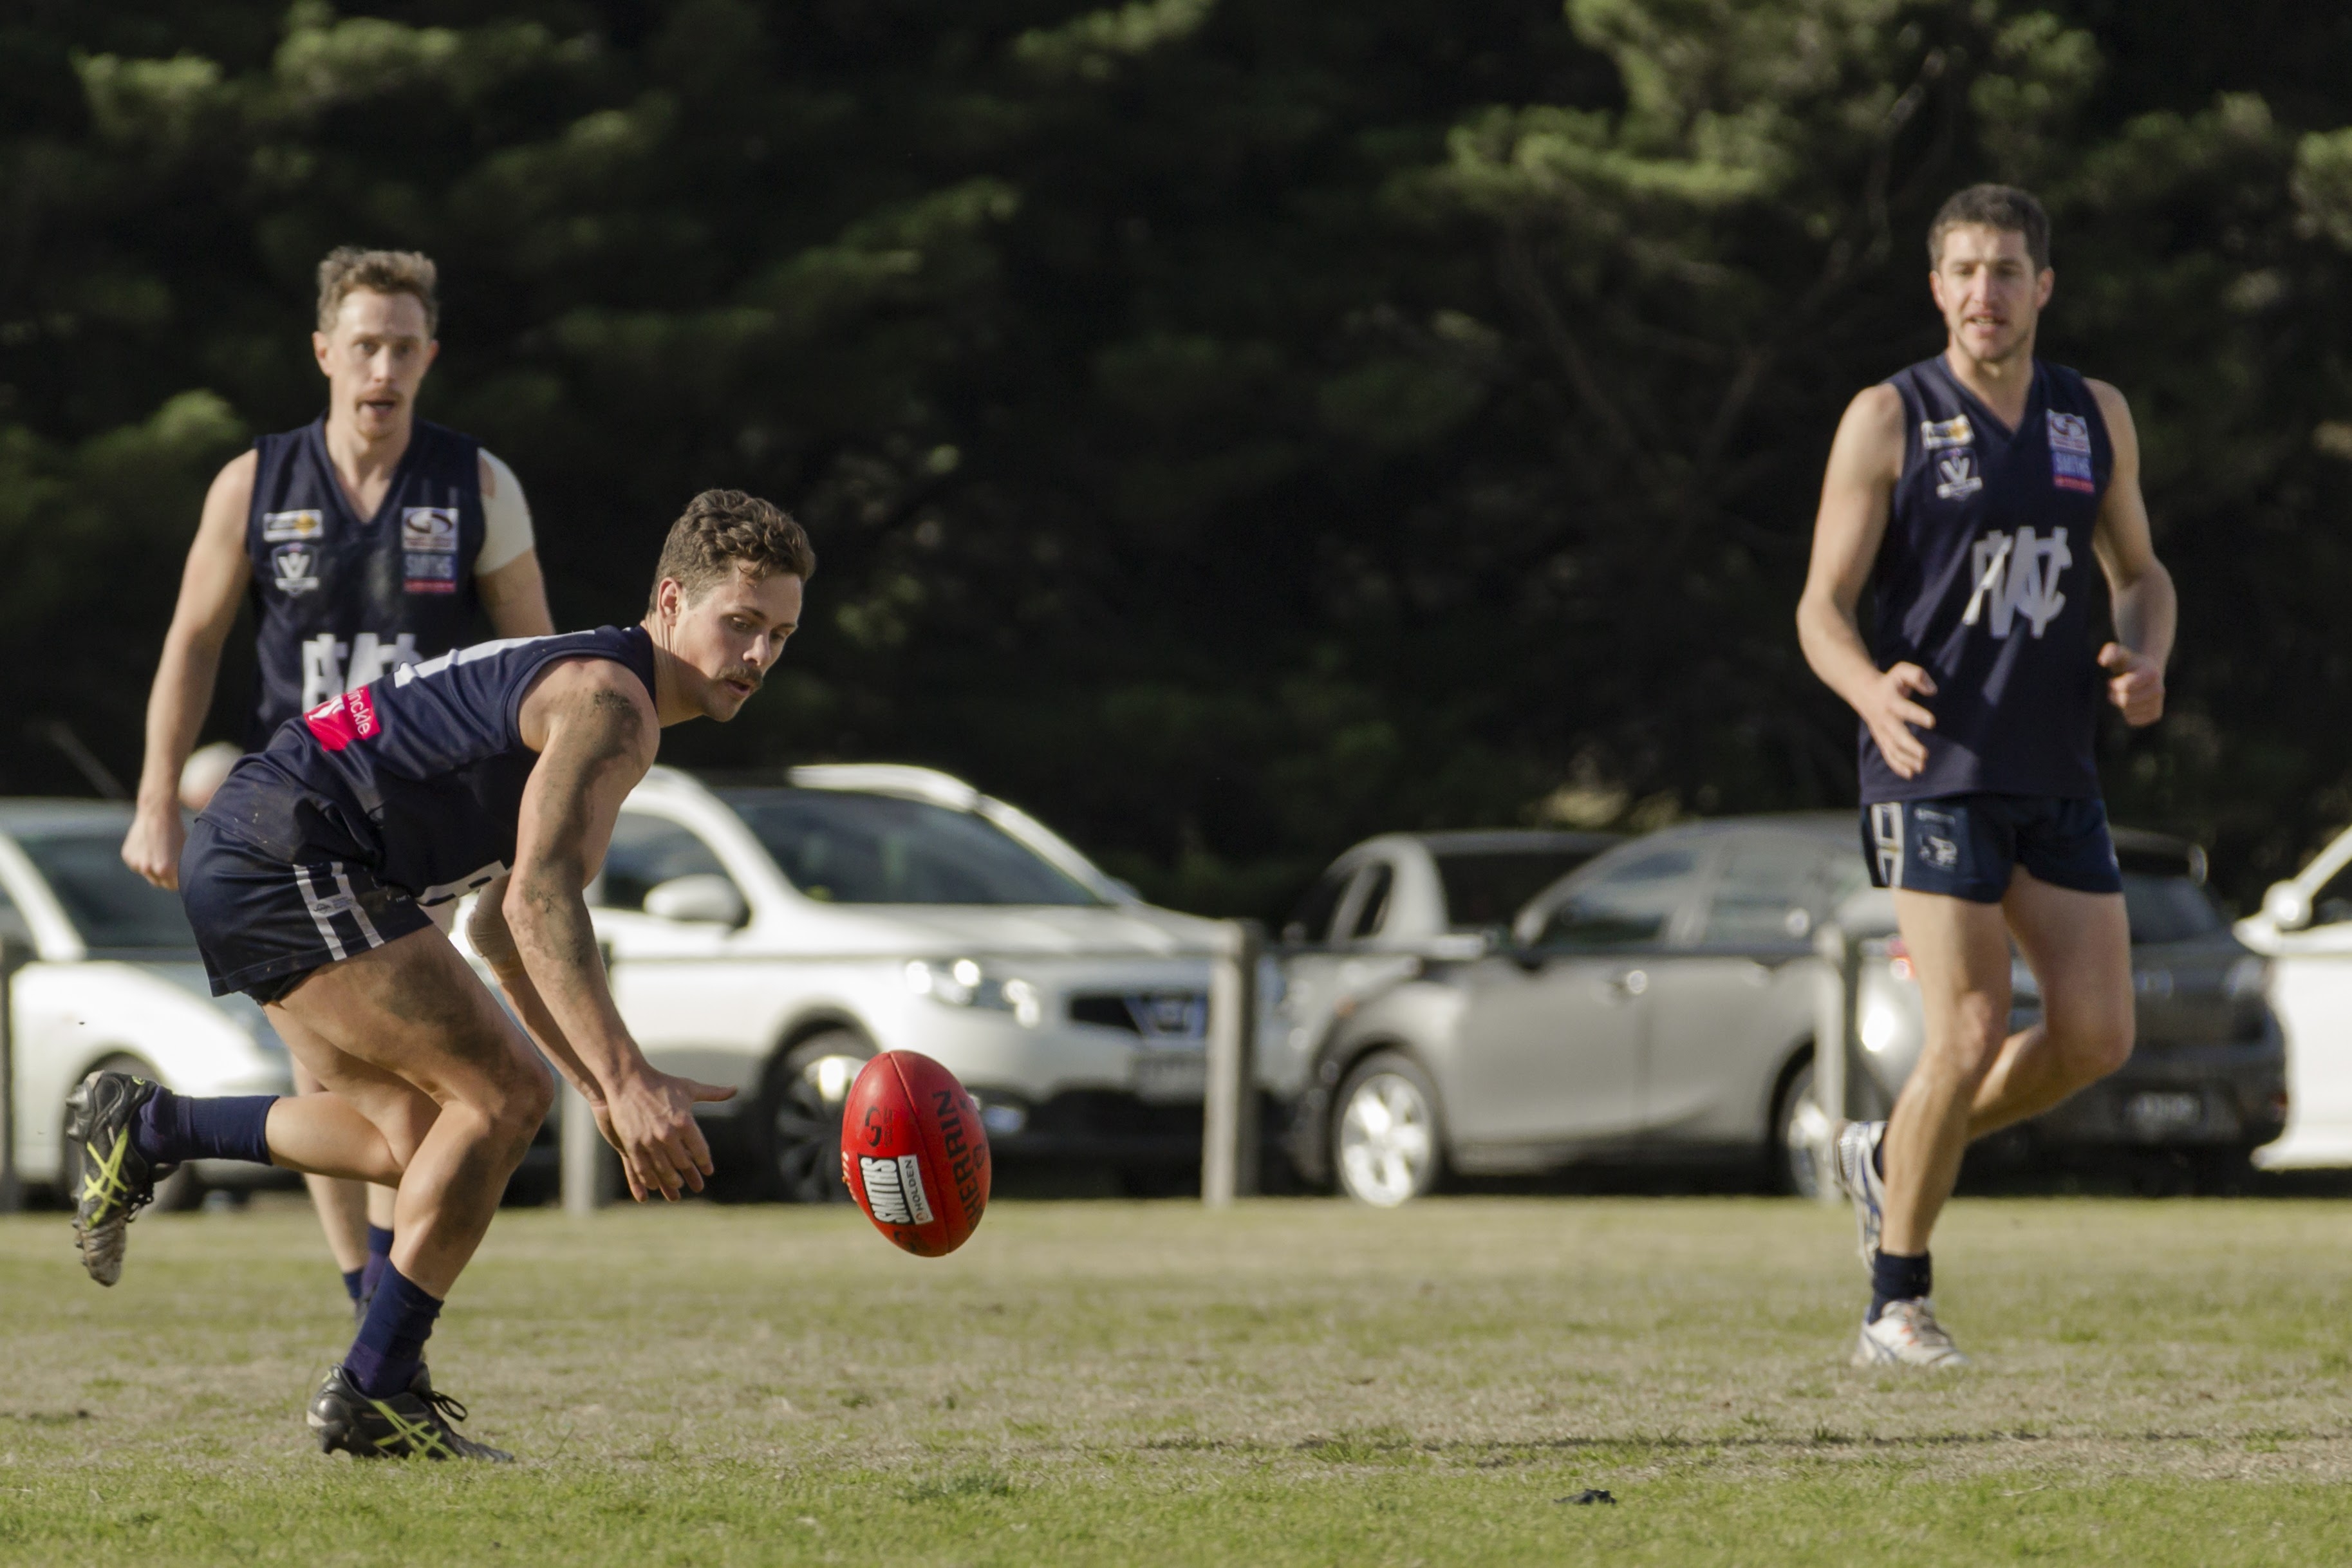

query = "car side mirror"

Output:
[[2263, 881, 2313, 933], [644, 873, 747, 927]]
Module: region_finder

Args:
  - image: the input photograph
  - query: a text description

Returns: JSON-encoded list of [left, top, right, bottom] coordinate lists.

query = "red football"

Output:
[[839, 1051, 991, 1256]]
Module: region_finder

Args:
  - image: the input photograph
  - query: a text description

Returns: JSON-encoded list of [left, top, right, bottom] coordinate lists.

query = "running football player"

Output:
[[120, 248, 555, 1321], [1795, 185, 2174, 1367], [71, 490, 808, 1459]]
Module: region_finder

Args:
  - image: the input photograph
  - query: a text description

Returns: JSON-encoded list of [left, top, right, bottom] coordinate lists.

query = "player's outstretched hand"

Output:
[[2098, 642, 2165, 727], [1862, 662, 1937, 779], [120, 805, 187, 890], [602, 1069, 738, 1202]]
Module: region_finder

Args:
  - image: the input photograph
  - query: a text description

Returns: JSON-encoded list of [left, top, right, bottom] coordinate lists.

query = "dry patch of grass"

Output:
[[5, 1193, 2352, 1562]]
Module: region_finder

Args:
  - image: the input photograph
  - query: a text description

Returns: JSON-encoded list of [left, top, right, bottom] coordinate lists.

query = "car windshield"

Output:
[[2123, 872, 2228, 945], [1434, 848, 1605, 929], [719, 789, 1102, 906], [15, 830, 198, 953]]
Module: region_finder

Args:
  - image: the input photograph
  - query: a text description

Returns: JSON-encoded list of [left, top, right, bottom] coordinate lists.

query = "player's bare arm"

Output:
[[1797, 384, 1940, 779], [122, 451, 257, 888], [2085, 379, 2175, 727], [500, 658, 735, 1201]]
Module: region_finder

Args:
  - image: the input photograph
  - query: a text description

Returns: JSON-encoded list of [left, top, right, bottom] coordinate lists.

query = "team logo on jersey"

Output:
[[1961, 525, 2071, 639], [1934, 452, 1983, 499], [270, 543, 321, 596], [400, 508, 460, 553], [2047, 411, 2096, 493], [261, 509, 324, 543], [1919, 415, 1973, 451]]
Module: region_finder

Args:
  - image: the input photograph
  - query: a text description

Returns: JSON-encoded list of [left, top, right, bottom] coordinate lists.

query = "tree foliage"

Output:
[[3, 0, 2351, 911]]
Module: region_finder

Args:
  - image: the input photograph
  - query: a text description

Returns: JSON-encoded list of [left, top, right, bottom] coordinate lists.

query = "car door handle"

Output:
[[1608, 968, 1648, 999]]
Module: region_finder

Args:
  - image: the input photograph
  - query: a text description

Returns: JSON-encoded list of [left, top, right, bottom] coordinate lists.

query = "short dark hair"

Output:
[[648, 489, 816, 613], [317, 247, 440, 334], [1928, 184, 2050, 272]]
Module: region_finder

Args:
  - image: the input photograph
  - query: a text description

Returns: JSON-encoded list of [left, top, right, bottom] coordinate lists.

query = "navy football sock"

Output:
[[129, 1086, 277, 1167], [341, 1267, 366, 1303], [344, 1263, 443, 1399], [1868, 1250, 1932, 1323], [359, 1224, 395, 1301]]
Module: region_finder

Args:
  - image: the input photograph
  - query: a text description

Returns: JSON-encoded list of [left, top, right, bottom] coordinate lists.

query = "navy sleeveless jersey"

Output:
[[200, 626, 657, 908], [244, 416, 489, 747], [1859, 356, 2113, 803]]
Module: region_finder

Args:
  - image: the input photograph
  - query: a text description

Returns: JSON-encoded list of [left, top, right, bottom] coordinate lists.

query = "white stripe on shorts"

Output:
[[332, 863, 384, 947], [293, 864, 348, 962], [1871, 803, 1905, 890]]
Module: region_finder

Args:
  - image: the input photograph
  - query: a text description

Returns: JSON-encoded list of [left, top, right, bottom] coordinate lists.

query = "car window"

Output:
[[2122, 872, 2228, 944], [720, 789, 1101, 906], [1347, 863, 1395, 940], [1701, 837, 1831, 947], [1433, 848, 1605, 929], [597, 814, 732, 912], [1285, 868, 1352, 944], [1536, 848, 1701, 949], [13, 832, 196, 953]]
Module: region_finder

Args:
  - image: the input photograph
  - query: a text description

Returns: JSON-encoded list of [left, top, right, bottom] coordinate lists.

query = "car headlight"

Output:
[[904, 960, 1043, 1027]]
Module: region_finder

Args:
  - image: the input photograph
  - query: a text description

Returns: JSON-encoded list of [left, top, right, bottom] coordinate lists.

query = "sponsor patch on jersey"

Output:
[[2048, 411, 2097, 492], [400, 507, 461, 554], [270, 542, 321, 596], [404, 552, 457, 581], [1934, 452, 1983, 499], [1919, 415, 1973, 451], [303, 685, 380, 752], [261, 509, 324, 543]]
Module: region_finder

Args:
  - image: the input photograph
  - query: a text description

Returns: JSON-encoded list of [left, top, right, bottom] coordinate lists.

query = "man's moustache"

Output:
[[718, 666, 763, 693]]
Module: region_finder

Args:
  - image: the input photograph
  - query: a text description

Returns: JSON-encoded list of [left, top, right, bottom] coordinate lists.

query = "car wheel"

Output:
[[1773, 1058, 1827, 1200], [70, 1055, 201, 1213], [752, 1031, 873, 1204], [1331, 1052, 1442, 1207]]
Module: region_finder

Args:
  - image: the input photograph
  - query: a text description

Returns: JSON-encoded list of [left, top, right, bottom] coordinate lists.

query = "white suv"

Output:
[[577, 765, 1227, 1199]]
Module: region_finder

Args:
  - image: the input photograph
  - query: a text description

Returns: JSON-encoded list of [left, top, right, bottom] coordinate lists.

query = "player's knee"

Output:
[[484, 1054, 554, 1151], [2069, 1012, 2136, 1081], [1932, 994, 2010, 1078]]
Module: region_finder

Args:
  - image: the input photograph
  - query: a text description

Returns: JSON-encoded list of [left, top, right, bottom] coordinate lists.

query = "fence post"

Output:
[[1810, 919, 1857, 1205], [0, 935, 25, 1214], [561, 937, 618, 1215], [560, 1079, 613, 1215], [1202, 919, 1262, 1208]]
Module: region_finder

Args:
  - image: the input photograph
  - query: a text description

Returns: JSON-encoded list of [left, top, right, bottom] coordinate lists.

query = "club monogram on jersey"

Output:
[[1960, 526, 2071, 639], [301, 631, 420, 709]]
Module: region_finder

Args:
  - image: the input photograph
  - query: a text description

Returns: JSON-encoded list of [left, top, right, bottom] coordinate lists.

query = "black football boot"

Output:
[[308, 1364, 512, 1462], [66, 1070, 167, 1287]]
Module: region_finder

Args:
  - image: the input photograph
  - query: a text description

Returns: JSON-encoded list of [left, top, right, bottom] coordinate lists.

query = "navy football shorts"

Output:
[[1860, 794, 2122, 904], [181, 816, 436, 1003]]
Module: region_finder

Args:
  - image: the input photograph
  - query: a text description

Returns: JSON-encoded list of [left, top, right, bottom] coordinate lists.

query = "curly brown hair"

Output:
[[317, 247, 440, 334], [648, 489, 817, 613]]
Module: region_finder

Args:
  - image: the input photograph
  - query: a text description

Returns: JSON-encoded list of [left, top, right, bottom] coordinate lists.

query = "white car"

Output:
[[2237, 826, 2352, 1167], [565, 764, 1231, 1199], [1, 801, 296, 1204]]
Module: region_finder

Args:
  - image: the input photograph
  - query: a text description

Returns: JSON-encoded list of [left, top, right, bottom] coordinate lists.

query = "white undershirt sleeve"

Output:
[[476, 449, 537, 575]]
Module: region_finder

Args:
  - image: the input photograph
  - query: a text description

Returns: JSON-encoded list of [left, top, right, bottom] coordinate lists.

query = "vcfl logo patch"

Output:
[[859, 1155, 935, 1226], [1961, 526, 2071, 639]]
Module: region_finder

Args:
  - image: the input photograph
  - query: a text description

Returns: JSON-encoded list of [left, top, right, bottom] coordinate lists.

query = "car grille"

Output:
[[1067, 990, 1207, 1041]]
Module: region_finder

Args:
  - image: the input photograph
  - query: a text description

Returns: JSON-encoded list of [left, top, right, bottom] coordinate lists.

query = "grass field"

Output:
[[6, 1191, 2352, 1565]]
